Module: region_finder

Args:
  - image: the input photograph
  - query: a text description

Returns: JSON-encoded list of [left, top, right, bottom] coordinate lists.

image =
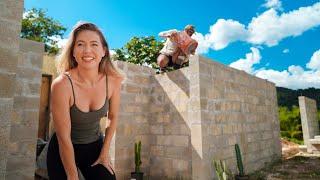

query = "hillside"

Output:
[[276, 87, 320, 109]]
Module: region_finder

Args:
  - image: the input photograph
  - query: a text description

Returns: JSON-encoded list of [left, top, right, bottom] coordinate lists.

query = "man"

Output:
[[157, 25, 196, 71]]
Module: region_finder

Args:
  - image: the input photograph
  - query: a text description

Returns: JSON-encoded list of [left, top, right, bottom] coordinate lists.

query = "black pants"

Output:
[[47, 134, 116, 180]]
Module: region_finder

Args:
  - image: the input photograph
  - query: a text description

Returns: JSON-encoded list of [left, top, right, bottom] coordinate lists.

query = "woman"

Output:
[[47, 22, 123, 180]]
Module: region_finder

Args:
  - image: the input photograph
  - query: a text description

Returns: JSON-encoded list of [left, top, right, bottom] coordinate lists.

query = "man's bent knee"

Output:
[[157, 54, 169, 68]]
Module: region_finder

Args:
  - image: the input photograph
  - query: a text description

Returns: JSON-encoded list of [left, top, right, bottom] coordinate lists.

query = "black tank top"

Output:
[[65, 73, 108, 144]]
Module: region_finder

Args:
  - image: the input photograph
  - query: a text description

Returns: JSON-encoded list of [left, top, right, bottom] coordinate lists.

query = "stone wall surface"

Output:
[[0, 1, 25, 179], [112, 56, 281, 180], [191, 56, 281, 179], [6, 39, 44, 180]]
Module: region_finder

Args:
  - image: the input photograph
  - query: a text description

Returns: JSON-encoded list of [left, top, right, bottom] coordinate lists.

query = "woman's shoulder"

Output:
[[52, 73, 72, 92]]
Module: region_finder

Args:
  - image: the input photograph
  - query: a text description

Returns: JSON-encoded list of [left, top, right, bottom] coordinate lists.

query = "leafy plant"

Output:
[[213, 159, 232, 180], [235, 144, 245, 176], [113, 36, 163, 70], [135, 141, 142, 172], [279, 106, 303, 144]]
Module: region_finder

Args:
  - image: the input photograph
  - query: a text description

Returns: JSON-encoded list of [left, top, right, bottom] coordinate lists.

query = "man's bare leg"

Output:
[[157, 54, 169, 72]]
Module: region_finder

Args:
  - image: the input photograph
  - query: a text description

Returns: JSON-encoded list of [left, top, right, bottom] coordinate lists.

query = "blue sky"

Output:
[[24, 0, 320, 89]]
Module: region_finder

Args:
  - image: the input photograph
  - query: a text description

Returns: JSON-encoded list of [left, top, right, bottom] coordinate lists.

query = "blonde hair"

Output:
[[57, 21, 124, 79], [184, 24, 195, 33]]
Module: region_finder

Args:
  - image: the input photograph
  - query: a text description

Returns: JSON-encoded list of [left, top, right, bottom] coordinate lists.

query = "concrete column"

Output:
[[299, 96, 319, 153], [0, 0, 24, 179]]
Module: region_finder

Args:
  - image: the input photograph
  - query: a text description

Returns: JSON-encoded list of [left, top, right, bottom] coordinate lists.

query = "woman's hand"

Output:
[[91, 155, 114, 174], [67, 175, 79, 180]]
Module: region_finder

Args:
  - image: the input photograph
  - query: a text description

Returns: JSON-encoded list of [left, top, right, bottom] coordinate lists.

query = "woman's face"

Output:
[[73, 30, 106, 70]]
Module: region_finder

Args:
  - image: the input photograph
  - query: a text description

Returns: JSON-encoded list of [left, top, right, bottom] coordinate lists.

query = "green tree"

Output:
[[21, 8, 66, 55], [113, 36, 163, 70], [318, 110, 320, 128], [279, 106, 303, 144]]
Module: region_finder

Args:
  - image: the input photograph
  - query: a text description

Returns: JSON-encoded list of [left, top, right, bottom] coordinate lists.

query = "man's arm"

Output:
[[158, 29, 179, 38]]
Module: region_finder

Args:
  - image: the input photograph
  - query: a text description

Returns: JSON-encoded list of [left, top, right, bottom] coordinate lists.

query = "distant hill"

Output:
[[276, 87, 320, 109]]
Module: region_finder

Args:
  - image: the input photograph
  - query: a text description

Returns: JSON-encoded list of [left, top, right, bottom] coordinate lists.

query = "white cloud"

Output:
[[283, 48, 289, 53], [229, 47, 261, 74], [255, 68, 320, 89], [23, 10, 38, 19], [262, 0, 283, 11], [193, 33, 210, 54], [193, 19, 248, 51], [194, 2, 320, 53], [247, 3, 320, 46], [207, 19, 247, 50], [288, 65, 304, 75], [306, 49, 320, 70], [229, 48, 320, 89], [109, 49, 116, 56], [22, 11, 29, 19]]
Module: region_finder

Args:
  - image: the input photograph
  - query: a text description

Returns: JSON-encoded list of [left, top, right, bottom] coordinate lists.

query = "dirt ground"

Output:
[[249, 139, 320, 180]]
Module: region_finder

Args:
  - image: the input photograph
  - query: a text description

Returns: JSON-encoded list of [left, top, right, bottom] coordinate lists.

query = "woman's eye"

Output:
[[92, 44, 98, 46], [77, 43, 83, 46]]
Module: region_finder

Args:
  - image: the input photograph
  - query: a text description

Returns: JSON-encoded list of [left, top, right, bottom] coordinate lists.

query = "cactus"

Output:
[[134, 141, 142, 172], [235, 144, 244, 176], [213, 159, 228, 180]]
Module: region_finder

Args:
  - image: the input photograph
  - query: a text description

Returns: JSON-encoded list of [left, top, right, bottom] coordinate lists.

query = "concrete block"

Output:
[[150, 125, 163, 134], [0, 126, 10, 152], [13, 95, 40, 110], [0, 19, 20, 50], [16, 67, 42, 82], [172, 135, 189, 147], [19, 38, 44, 54], [9, 125, 38, 142], [165, 146, 191, 159], [150, 146, 164, 156], [125, 84, 141, 93], [0, 72, 16, 98], [0, 98, 13, 127], [5, 156, 35, 174], [0, 48, 18, 73]]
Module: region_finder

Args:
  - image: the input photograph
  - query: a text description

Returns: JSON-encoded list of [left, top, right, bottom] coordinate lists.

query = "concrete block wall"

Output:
[[42, 55, 58, 78], [113, 61, 193, 179], [113, 61, 155, 179], [113, 56, 280, 180], [0, 0, 24, 179], [5, 39, 44, 180], [149, 68, 192, 179], [192, 56, 281, 179]]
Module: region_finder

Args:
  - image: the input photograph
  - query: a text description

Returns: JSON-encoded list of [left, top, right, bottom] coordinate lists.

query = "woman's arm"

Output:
[[51, 76, 79, 180], [92, 76, 122, 173], [102, 77, 121, 155]]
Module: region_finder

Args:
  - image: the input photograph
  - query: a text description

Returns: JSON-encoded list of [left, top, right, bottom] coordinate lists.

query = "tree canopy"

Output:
[[21, 8, 66, 55], [113, 36, 163, 70], [277, 87, 320, 109]]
